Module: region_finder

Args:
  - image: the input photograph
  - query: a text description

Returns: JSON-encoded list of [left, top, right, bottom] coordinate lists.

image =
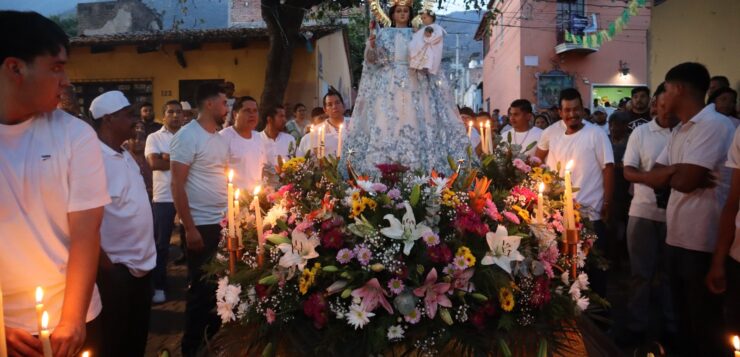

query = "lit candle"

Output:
[[485, 120, 493, 154], [537, 182, 545, 224], [0, 281, 7, 357], [234, 189, 242, 242], [309, 125, 316, 155], [563, 160, 576, 230], [40, 311, 52, 357], [253, 186, 264, 266], [319, 125, 326, 158], [82, 351, 90, 357], [467, 120, 473, 141], [227, 170, 235, 238], [336, 123, 343, 158], [732, 335, 739, 357], [35, 287, 44, 335], [479, 121, 486, 154]]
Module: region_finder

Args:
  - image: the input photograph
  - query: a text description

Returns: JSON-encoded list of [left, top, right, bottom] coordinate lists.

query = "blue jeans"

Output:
[[626, 216, 675, 333], [152, 202, 177, 290]]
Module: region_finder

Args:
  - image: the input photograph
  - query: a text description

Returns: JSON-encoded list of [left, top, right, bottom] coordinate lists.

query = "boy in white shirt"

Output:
[[220, 96, 267, 192], [501, 99, 543, 157], [90, 91, 157, 356], [0, 11, 110, 356]]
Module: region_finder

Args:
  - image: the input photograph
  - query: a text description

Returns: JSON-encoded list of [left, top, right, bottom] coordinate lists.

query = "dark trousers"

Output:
[[726, 257, 740, 335], [97, 262, 152, 357], [588, 219, 608, 298], [153, 202, 177, 290], [666, 245, 727, 357], [181, 224, 222, 357]]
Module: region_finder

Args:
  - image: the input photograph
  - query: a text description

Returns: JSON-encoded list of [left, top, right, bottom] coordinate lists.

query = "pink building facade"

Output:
[[476, 0, 650, 113]]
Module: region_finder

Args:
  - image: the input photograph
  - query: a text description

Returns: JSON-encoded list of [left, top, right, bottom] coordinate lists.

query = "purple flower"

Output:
[[372, 183, 388, 193], [355, 245, 372, 266], [404, 308, 422, 324], [336, 248, 354, 264], [387, 188, 401, 200], [387, 278, 405, 295], [503, 211, 521, 224], [422, 231, 440, 247]]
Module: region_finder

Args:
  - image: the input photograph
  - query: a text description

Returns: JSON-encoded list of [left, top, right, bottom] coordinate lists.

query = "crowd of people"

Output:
[[2, 9, 740, 357]]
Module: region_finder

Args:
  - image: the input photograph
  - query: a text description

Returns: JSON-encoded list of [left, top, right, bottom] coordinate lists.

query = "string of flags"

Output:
[[564, 0, 647, 48]]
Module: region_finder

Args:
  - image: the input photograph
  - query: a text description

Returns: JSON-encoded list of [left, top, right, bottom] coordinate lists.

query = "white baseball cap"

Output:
[[180, 101, 193, 110], [90, 91, 131, 120]]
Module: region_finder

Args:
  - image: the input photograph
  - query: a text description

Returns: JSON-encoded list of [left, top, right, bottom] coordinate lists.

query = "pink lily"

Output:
[[351, 278, 394, 314], [451, 268, 475, 292], [413, 268, 452, 319]]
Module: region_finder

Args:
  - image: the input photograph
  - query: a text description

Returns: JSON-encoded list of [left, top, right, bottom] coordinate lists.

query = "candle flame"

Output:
[[539, 182, 545, 193], [733, 335, 739, 350], [82, 352, 90, 357], [36, 286, 43, 303], [228, 170, 234, 183], [253, 185, 261, 196], [234, 189, 240, 201], [566, 160, 574, 172], [41, 311, 49, 330], [339, 123, 343, 130], [468, 120, 473, 127], [485, 120, 491, 128]]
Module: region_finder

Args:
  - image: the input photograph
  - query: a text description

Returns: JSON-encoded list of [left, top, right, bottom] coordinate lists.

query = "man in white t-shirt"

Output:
[[170, 82, 229, 356], [260, 105, 296, 168], [297, 90, 349, 158], [0, 11, 110, 356], [220, 96, 267, 192], [501, 99, 543, 157], [90, 91, 157, 356], [541, 88, 614, 299], [144, 99, 183, 304], [707, 125, 740, 336], [642, 63, 734, 356], [621, 83, 679, 343]]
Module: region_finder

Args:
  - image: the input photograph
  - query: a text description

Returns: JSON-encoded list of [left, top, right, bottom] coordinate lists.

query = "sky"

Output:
[[0, 0, 476, 17]]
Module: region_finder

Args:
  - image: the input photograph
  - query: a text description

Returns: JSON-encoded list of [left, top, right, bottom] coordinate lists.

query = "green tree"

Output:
[[49, 15, 78, 37]]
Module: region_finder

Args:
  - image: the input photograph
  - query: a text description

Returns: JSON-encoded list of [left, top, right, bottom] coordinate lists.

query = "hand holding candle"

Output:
[[35, 287, 44, 335], [40, 311, 52, 357]]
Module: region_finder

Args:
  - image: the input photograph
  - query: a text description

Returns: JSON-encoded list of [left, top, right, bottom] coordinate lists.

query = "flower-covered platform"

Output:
[[207, 139, 606, 356]]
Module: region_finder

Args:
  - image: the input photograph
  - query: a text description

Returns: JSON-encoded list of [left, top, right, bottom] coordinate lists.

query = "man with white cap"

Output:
[[90, 91, 156, 357], [1, 11, 109, 356]]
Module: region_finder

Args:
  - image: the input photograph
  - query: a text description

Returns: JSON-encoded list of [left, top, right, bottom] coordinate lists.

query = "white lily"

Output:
[[429, 176, 449, 195], [278, 229, 320, 271], [380, 201, 432, 255], [481, 225, 525, 275]]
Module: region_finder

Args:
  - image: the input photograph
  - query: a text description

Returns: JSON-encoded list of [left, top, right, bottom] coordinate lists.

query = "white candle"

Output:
[[537, 182, 545, 224], [234, 189, 242, 242], [35, 287, 44, 336], [82, 351, 90, 357], [467, 120, 473, 141], [227, 170, 234, 238], [485, 120, 493, 154], [253, 186, 264, 266], [0, 281, 7, 357], [336, 123, 343, 158], [319, 125, 326, 158], [563, 160, 576, 230], [732, 335, 739, 357], [40, 311, 52, 357], [479, 121, 486, 154]]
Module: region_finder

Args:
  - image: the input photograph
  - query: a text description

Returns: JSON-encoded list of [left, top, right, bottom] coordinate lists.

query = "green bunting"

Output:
[[567, 0, 644, 47]]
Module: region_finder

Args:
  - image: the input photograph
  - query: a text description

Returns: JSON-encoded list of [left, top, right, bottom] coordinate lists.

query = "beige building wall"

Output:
[[649, 0, 740, 89]]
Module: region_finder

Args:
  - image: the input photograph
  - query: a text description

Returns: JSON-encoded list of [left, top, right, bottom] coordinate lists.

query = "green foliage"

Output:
[[49, 15, 77, 37]]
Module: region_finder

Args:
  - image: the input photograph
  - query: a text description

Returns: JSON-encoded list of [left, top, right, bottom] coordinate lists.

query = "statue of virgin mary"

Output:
[[340, 0, 472, 177]]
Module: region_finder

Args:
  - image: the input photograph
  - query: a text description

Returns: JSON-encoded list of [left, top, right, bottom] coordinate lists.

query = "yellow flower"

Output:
[[517, 209, 531, 224], [352, 191, 361, 201], [299, 263, 321, 295], [464, 253, 476, 267], [363, 197, 377, 210], [441, 189, 461, 207], [542, 173, 553, 185], [281, 157, 306, 172], [351, 200, 364, 218], [499, 287, 515, 312], [456, 246, 471, 257]]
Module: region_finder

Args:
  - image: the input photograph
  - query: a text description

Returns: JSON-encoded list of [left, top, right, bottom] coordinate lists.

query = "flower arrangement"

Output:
[[208, 141, 603, 356]]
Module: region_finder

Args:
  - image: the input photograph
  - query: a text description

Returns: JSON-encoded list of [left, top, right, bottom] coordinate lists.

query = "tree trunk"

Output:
[[259, 0, 306, 130]]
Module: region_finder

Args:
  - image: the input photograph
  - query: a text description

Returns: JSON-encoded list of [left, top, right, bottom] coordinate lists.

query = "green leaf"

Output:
[[447, 156, 458, 171], [266, 234, 290, 246], [258, 275, 278, 285], [498, 338, 512, 357], [525, 141, 537, 152], [471, 293, 489, 302], [341, 288, 352, 299], [322, 265, 339, 272], [538, 338, 548, 357], [262, 342, 274, 357], [439, 308, 453, 325], [410, 185, 421, 207]]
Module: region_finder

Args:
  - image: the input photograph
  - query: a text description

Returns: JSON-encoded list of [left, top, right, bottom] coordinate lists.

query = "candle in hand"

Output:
[[337, 123, 344, 158], [227, 170, 235, 237], [537, 182, 545, 224], [35, 287, 44, 335], [40, 311, 52, 357], [563, 160, 576, 230]]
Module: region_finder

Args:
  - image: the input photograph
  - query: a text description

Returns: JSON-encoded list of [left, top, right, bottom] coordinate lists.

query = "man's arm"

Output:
[[51, 207, 103, 357], [534, 148, 548, 163], [171, 161, 203, 251], [669, 163, 715, 193], [706, 168, 740, 294], [601, 163, 615, 220], [146, 153, 170, 171], [628, 163, 677, 189]]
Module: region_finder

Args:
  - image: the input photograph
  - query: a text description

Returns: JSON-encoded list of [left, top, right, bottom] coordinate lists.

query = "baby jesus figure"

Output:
[[409, 10, 446, 76]]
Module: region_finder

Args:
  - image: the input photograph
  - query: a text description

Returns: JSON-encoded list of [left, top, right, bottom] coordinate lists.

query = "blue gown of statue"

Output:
[[340, 27, 471, 177]]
